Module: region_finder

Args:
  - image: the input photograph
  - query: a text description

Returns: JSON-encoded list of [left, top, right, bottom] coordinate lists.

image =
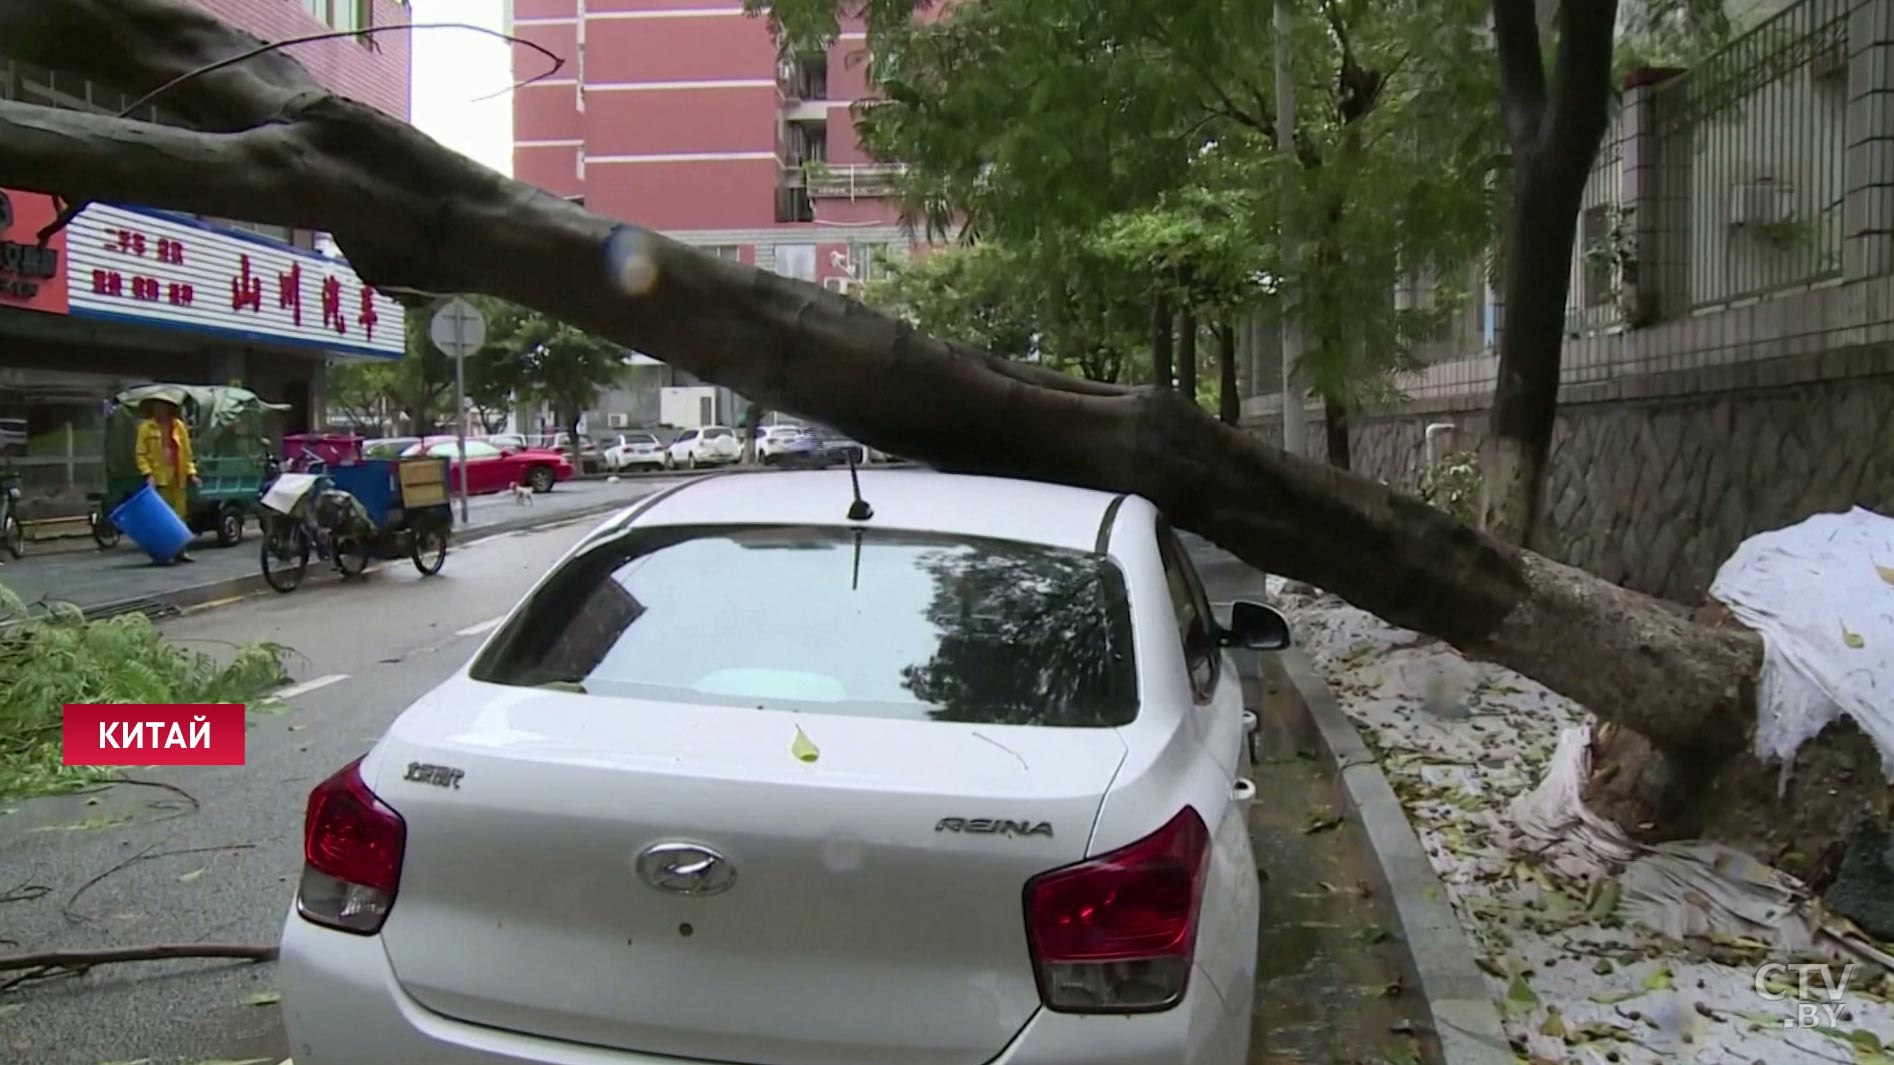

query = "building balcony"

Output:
[[804, 163, 905, 200], [784, 98, 830, 124]]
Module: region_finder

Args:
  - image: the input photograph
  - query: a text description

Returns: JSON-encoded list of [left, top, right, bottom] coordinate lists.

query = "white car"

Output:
[[755, 425, 819, 465], [664, 425, 741, 469], [603, 432, 666, 471], [279, 470, 1285, 1065]]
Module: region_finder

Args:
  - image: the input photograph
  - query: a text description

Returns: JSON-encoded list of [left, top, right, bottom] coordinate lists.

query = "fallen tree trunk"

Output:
[[0, 0, 1770, 808]]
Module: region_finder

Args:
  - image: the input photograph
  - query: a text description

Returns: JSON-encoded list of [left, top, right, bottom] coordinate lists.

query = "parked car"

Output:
[[602, 432, 666, 472], [399, 437, 573, 494], [664, 425, 741, 469], [535, 431, 604, 472], [808, 428, 873, 467], [279, 469, 1286, 1065], [754, 424, 820, 466], [361, 437, 419, 461]]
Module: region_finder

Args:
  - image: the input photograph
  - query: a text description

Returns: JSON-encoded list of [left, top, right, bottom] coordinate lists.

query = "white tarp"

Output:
[[260, 473, 321, 516], [1707, 507, 1894, 779]]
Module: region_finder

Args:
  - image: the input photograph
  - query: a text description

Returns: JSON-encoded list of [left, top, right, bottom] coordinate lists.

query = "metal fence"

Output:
[[1567, 111, 1630, 338], [1649, 0, 1851, 312]]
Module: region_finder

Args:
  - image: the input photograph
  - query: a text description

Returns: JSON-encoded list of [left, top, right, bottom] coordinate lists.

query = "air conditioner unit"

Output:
[[607, 413, 629, 429], [1729, 180, 1796, 228]]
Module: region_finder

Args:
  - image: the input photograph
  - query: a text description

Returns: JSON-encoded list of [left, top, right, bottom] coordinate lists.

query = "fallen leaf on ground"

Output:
[[241, 991, 281, 1007], [1643, 965, 1675, 991], [1303, 812, 1344, 834], [177, 868, 206, 884]]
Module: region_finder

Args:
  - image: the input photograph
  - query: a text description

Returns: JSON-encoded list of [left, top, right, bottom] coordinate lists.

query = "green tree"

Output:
[[460, 296, 530, 434], [325, 359, 392, 432], [769, 0, 1502, 466], [506, 311, 628, 467]]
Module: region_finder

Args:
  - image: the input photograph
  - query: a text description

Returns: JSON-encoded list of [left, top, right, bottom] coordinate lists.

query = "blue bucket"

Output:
[[110, 482, 193, 563]]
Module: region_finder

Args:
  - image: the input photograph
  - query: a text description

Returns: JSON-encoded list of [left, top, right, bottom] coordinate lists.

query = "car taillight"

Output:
[[297, 757, 406, 935], [1024, 807, 1209, 1013]]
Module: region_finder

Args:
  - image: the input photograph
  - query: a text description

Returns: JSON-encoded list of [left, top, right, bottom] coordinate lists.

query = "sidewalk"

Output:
[[0, 476, 678, 618]]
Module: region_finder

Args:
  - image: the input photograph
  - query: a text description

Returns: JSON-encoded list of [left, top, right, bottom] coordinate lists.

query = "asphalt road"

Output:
[[0, 517, 1421, 1065], [0, 514, 607, 1065]]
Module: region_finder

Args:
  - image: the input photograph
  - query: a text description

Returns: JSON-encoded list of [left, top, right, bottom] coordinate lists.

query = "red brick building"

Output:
[[189, 0, 412, 121], [506, 0, 914, 296]]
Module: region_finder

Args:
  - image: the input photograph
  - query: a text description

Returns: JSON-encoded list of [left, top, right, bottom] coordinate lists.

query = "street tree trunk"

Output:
[[1150, 293, 1174, 389], [1480, 0, 1619, 548], [1216, 323, 1239, 425], [1323, 394, 1351, 471], [0, 0, 1798, 848], [743, 402, 765, 464], [1176, 310, 1198, 403]]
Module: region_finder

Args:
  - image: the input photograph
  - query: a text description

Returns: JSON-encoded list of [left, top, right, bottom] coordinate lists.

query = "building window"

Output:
[[305, 0, 372, 34], [699, 245, 741, 261]]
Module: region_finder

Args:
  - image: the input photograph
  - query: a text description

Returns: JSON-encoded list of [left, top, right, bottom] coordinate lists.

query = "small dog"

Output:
[[510, 483, 535, 507]]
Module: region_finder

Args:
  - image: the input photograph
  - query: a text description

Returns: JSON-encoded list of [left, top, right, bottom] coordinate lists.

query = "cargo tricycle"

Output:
[[257, 454, 453, 593], [88, 384, 286, 551]]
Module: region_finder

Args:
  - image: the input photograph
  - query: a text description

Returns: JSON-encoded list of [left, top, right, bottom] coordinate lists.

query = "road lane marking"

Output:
[[456, 615, 506, 637], [277, 673, 349, 699]]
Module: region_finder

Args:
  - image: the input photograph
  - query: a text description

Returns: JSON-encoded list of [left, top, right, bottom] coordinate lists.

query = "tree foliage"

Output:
[[0, 582, 292, 799], [766, 0, 1503, 432]]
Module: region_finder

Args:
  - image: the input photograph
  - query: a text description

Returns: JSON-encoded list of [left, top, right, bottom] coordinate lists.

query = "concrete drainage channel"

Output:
[[1268, 647, 1516, 1065]]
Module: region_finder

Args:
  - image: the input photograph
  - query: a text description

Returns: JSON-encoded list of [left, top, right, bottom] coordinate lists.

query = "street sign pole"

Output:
[[428, 297, 487, 527]]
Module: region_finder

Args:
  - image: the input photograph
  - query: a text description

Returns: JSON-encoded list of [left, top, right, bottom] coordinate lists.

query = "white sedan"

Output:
[[664, 425, 741, 469], [279, 469, 1286, 1065], [603, 432, 666, 471]]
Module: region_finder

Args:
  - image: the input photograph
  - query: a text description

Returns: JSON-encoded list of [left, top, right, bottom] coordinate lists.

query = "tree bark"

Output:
[[1150, 293, 1174, 389], [1481, 0, 1620, 547], [1176, 310, 1198, 402], [1216, 323, 1239, 425], [0, 0, 1761, 759], [1323, 393, 1351, 471], [743, 402, 766, 464]]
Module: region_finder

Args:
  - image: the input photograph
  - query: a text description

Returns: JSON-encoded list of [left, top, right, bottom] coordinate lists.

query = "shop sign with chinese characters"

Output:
[[64, 202, 403, 359], [0, 187, 70, 315]]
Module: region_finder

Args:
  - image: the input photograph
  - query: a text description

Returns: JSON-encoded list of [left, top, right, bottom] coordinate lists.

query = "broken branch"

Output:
[[0, 942, 278, 974]]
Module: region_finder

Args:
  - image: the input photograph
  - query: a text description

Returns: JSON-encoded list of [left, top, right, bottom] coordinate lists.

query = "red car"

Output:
[[400, 437, 573, 495]]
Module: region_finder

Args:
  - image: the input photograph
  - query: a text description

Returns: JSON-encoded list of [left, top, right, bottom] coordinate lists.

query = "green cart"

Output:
[[88, 384, 288, 551]]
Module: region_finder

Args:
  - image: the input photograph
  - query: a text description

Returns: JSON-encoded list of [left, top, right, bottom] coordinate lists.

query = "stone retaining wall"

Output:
[[1252, 360, 1894, 604]]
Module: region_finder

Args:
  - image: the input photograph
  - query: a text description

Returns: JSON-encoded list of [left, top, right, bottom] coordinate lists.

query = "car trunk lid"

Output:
[[372, 680, 1123, 1065]]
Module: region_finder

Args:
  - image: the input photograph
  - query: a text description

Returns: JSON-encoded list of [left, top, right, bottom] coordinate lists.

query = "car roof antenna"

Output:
[[845, 449, 873, 522]]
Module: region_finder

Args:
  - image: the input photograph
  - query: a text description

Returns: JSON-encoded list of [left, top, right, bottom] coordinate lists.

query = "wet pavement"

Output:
[[1185, 535, 1442, 1065], [0, 474, 684, 614]]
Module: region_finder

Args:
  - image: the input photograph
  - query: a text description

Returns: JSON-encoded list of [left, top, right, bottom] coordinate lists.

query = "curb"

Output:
[[76, 494, 642, 623], [1276, 647, 1516, 1065]]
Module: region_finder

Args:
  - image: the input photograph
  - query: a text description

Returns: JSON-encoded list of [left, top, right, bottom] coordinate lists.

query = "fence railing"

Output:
[[1647, 0, 1851, 312]]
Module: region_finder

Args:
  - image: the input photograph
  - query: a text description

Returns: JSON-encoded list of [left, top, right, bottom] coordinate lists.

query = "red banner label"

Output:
[[62, 704, 246, 766]]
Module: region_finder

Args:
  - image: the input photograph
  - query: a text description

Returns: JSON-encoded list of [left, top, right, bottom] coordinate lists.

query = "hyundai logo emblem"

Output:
[[635, 842, 737, 897]]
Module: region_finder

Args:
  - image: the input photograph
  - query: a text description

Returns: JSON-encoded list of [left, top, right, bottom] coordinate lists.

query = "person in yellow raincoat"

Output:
[[134, 396, 201, 563]]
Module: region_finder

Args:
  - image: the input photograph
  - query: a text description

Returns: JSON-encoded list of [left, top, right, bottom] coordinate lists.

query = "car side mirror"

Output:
[[1221, 600, 1292, 651]]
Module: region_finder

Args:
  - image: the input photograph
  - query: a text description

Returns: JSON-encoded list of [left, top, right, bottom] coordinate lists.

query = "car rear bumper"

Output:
[[281, 915, 1247, 1065]]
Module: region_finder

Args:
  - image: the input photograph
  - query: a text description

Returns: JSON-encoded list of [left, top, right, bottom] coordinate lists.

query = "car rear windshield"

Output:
[[470, 525, 1139, 727], [704, 428, 734, 439]]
